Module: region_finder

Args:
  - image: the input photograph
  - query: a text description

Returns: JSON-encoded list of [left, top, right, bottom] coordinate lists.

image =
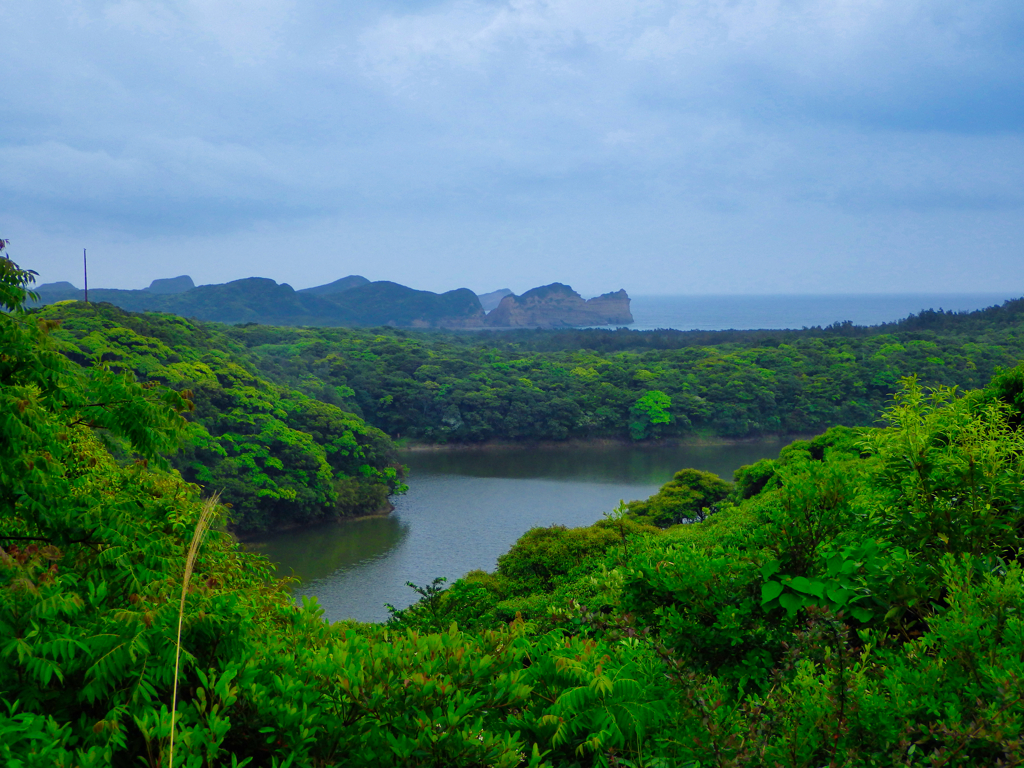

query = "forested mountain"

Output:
[[227, 297, 1024, 442], [31, 276, 487, 328], [297, 274, 370, 295], [30, 274, 635, 328], [4, 248, 1024, 765]]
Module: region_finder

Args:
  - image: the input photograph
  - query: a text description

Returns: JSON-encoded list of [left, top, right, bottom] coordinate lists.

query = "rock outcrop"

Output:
[[484, 283, 632, 328]]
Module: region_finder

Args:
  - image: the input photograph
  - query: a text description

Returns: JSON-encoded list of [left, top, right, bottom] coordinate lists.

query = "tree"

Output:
[[629, 389, 672, 440], [627, 468, 731, 526], [0, 238, 37, 312]]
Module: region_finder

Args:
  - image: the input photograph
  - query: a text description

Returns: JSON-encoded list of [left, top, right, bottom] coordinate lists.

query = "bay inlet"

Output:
[[247, 440, 789, 623]]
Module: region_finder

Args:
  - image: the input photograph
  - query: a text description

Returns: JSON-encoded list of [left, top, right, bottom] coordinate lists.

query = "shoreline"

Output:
[[232, 501, 395, 543], [237, 433, 814, 542], [396, 433, 814, 453]]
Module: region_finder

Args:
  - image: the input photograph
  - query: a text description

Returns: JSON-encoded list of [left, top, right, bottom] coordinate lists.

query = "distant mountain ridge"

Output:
[[477, 288, 513, 312], [30, 274, 632, 329], [146, 275, 195, 294], [298, 275, 370, 295]]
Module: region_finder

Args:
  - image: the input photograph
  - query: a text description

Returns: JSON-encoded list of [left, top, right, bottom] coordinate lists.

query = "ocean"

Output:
[[624, 293, 1017, 332]]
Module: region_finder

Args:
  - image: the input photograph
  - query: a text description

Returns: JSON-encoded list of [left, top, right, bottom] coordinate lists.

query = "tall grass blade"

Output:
[[168, 494, 220, 767]]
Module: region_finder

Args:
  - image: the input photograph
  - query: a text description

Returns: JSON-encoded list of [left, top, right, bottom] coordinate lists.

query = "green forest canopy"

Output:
[[31, 301, 406, 535], [4, 250, 1024, 765], [32, 293, 1024, 451], [222, 299, 1024, 443], [17, 291, 1024, 534]]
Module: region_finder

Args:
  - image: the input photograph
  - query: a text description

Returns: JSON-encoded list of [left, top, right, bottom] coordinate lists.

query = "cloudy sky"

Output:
[[2, 0, 1023, 296]]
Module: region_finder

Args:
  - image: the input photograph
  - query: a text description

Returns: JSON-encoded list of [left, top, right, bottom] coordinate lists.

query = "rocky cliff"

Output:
[[484, 283, 632, 328]]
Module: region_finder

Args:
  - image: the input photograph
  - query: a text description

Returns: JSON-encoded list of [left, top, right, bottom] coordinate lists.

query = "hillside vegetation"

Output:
[[23, 294, 1024, 528], [31, 301, 405, 535], [228, 302, 1024, 442], [4, 250, 1024, 765]]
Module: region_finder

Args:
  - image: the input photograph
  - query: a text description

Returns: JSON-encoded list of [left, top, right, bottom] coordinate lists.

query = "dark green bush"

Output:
[[627, 468, 731, 526]]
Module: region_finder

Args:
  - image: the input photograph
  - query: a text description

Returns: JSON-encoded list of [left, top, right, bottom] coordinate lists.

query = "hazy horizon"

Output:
[[30, 268, 1017, 304]]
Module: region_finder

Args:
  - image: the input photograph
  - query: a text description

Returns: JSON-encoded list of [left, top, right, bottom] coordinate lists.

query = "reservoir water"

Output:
[[247, 440, 788, 623]]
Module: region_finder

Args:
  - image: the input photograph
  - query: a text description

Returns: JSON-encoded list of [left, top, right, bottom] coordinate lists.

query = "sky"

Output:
[[1, 0, 1023, 297]]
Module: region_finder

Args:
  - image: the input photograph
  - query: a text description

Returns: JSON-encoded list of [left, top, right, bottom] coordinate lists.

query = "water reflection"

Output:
[[247, 439, 788, 624], [406, 441, 788, 484], [247, 515, 409, 583]]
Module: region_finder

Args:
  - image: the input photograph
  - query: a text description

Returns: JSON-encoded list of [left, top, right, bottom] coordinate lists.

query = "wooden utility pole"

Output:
[[83, 248, 89, 303]]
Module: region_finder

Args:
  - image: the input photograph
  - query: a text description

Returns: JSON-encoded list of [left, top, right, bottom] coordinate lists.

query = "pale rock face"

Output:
[[484, 283, 632, 328], [580, 290, 634, 325]]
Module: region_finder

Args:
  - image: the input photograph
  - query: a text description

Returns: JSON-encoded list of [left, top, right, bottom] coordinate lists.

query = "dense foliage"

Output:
[[223, 304, 1024, 443], [390, 370, 1024, 765], [34, 294, 1024, 454], [3, 254, 642, 767], [5, 250, 1024, 766], [30, 302, 404, 534]]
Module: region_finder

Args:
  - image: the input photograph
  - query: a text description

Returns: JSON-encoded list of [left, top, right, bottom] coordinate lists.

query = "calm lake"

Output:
[[247, 440, 788, 623]]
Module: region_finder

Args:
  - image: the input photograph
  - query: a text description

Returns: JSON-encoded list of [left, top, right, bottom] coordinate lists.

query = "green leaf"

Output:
[[760, 581, 784, 604], [850, 607, 874, 622], [788, 576, 825, 598], [826, 554, 844, 577], [884, 606, 903, 621], [826, 586, 853, 607], [779, 592, 804, 616]]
